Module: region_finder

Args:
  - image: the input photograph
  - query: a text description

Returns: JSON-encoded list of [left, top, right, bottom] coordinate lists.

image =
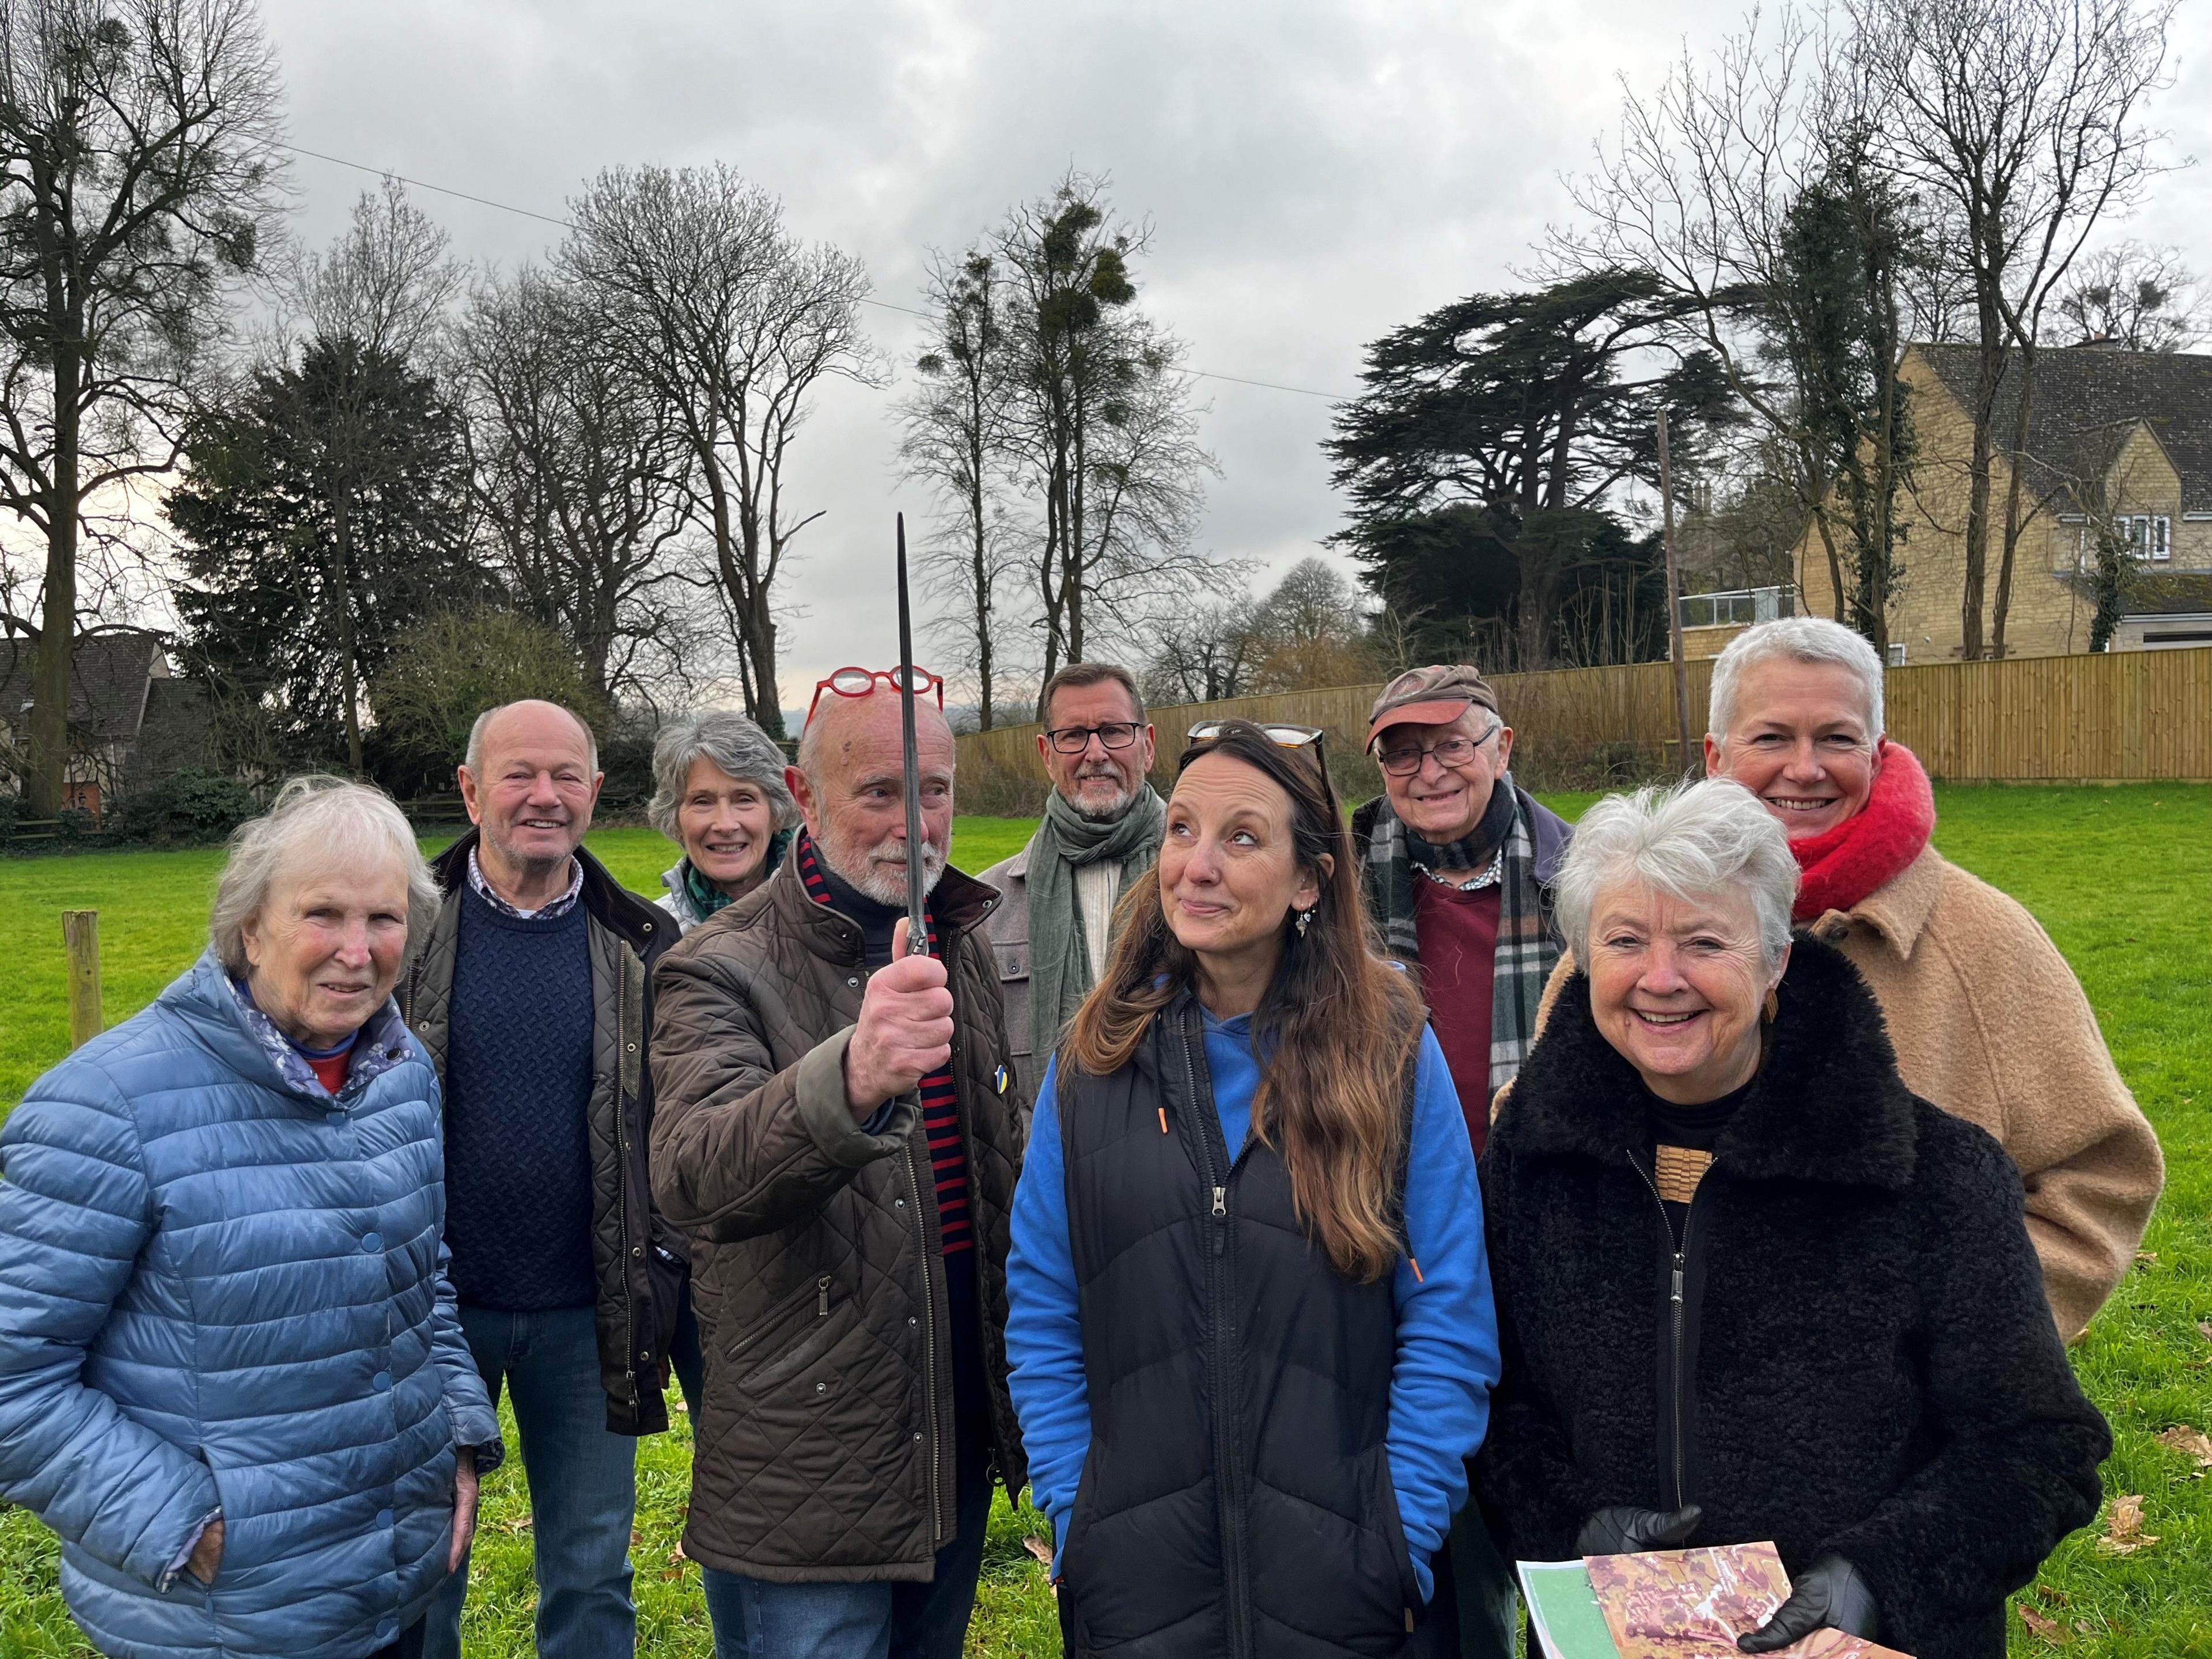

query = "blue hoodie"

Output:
[[1006, 1011, 1500, 1603]]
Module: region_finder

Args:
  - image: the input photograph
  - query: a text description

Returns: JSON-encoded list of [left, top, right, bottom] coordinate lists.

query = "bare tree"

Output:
[[1847, 0, 2176, 657], [1143, 595, 1264, 706], [461, 265, 697, 709], [259, 183, 465, 773], [2054, 242, 2204, 351], [562, 165, 878, 738], [1558, 6, 1917, 652], [993, 172, 1225, 680], [896, 247, 1018, 728], [0, 0, 283, 811]]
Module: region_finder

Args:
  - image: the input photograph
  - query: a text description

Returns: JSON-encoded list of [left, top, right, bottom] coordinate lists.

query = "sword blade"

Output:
[[895, 513, 929, 957]]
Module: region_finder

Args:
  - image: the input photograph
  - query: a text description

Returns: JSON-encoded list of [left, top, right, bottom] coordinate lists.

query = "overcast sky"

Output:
[[259, 0, 2212, 711]]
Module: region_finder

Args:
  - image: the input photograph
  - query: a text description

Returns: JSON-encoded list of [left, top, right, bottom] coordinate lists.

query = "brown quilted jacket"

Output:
[[649, 856, 1030, 1582]]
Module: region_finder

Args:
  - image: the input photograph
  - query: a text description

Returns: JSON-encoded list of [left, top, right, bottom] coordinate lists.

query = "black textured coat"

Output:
[[1475, 938, 2108, 1659]]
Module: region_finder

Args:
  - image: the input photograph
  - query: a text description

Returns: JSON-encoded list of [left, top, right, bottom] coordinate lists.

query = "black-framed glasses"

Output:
[[1044, 722, 1143, 755], [1186, 719, 1326, 749], [1377, 723, 1500, 778]]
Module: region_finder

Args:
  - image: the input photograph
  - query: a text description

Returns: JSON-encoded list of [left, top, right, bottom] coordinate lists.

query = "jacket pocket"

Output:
[[729, 1274, 842, 1394], [994, 943, 1032, 1059], [1373, 1456, 1426, 1614]]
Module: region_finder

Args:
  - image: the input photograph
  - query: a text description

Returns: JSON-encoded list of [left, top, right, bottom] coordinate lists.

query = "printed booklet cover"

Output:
[[1518, 1544, 1913, 1659]]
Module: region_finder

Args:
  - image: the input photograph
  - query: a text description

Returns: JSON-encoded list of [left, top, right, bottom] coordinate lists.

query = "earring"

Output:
[[1295, 907, 1317, 938]]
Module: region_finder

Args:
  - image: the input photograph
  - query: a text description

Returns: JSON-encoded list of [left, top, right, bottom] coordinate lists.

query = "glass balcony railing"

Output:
[[1678, 585, 1798, 630]]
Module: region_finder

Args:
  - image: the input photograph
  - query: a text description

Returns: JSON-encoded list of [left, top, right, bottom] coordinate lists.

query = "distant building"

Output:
[[1793, 342, 2212, 661], [0, 630, 215, 818]]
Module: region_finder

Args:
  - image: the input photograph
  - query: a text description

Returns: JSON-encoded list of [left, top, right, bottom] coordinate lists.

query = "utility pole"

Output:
[[1657, 411, 1695, 774]]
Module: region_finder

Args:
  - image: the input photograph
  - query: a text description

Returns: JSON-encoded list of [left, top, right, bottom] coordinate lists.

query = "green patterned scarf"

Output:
[[1028, 784, 1166, 1045]]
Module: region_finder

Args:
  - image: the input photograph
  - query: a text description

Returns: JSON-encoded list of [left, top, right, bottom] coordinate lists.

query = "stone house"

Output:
[[1794, 342, 2212, 661], [0, 629, 214, 818]]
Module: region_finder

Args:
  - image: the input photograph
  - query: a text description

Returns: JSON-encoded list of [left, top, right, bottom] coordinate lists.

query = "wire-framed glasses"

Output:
[[1185, 719, 1326, 749], [1376, 723, 1500, 778]]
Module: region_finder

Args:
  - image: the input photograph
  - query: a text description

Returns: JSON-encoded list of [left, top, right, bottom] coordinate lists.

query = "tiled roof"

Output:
[[2123, 571, 2212, 618], [1913, 343, 2212, 514], [0, 629, 167, 743]]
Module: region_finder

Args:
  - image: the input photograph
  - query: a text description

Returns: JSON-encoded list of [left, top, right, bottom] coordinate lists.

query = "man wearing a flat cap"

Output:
[[1351, 664, 1572, 1659]]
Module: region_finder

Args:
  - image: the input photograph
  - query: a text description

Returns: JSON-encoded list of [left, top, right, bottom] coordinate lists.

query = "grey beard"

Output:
[[1067, 776, 1138, 822], [816, 831, 945, 907]]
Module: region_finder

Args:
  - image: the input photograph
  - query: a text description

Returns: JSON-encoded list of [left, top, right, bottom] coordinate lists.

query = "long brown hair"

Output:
[[1061, 720, 1423, 1281]]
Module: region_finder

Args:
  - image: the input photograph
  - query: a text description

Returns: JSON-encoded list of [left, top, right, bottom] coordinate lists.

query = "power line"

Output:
[[274, 139, 1355, 402]]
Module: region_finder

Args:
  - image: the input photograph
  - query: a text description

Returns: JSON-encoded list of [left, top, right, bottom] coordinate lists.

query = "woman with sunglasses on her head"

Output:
[[1005, 719, 1499, 1659]]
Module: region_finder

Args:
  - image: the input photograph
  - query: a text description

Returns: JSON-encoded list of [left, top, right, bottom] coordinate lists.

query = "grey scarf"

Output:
[[1028, 783, 1166, 1045]]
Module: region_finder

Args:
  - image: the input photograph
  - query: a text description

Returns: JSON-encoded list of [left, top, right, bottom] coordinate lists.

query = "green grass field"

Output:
[[2, 791, 2207, 1657]]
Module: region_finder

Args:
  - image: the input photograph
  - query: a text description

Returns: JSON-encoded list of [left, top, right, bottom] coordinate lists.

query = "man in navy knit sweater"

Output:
[[401, 701, 680, 1659]]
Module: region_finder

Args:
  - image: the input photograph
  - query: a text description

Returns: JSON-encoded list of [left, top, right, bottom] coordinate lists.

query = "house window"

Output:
[[2123, 514, 2172, 562], [1887, 642, 1908, 668]]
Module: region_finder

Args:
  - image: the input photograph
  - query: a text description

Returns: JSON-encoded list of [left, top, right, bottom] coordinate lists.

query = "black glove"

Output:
[[1574, 1503, 1703, 1556], [1738, 1553, 1881, 1653]]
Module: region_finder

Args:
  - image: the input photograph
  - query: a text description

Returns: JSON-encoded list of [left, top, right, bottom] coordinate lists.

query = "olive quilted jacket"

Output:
[[649, 858, 1029, 1582]]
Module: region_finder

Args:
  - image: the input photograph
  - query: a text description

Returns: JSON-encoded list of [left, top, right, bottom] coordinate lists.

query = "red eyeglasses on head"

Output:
[[805, 665, 946, 726]]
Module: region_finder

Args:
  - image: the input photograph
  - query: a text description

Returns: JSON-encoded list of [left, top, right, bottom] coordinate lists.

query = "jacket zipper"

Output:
[[1628, 1152, 1702, 1511], [615, 944, 639, 1417], [904, 1134, 946, 1545], [1179, 1013, 1251, 1659]]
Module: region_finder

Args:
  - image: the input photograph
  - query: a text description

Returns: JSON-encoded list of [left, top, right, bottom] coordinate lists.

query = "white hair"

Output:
[[647, 709, 796, 841], [210, 776, 441, 978], [1554, 779, 1800, 972], [1708, 616, 1885, 744], [465, 700, 599, 776]]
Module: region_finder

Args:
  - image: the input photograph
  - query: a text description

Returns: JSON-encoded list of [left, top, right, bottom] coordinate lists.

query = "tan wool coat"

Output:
[[1516, 844, 2162, 1343]]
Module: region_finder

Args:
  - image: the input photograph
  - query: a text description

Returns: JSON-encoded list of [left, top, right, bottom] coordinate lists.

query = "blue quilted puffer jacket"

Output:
[[0, 952, 503, 1659]]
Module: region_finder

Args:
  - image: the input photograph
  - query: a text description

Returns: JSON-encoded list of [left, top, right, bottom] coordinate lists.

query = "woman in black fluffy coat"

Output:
[[1476, 781, 2109, 1659]]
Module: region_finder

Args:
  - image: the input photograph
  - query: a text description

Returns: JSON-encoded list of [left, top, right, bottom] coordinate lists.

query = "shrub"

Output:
[[107, 767, 260, 846]]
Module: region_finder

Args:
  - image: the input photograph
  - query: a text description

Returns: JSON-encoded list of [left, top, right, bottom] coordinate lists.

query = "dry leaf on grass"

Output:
[[504, 1513, 533, 1534], [2096, 1494, 2159, 1554], [1022, 1536, 1053, 1568], [672, 1399, 688, 1413], [2134, 1251, 2158, 1268], [2155, 1425, 2212, 1467], [2018, 1603, 2068, 1645], [2198, 1320, 2212, 1343], [671, 1539, 689, 1562]]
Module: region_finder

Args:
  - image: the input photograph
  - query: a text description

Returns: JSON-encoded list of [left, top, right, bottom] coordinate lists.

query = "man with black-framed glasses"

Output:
[[978, 662, 1166, 1101]]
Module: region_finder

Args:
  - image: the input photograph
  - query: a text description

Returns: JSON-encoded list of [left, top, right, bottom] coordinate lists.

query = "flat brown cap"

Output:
[[1366, 664, 1501, 749]]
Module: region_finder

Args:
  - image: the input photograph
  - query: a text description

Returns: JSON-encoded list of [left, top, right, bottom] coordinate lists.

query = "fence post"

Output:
[[63, 909, 103, 1050]]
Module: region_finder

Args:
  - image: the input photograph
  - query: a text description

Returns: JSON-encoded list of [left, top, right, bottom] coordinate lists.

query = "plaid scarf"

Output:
[[1361, 782, 1562, 1094]]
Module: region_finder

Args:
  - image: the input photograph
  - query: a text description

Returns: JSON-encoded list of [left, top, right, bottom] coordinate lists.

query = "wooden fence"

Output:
[[953, 647, 2212, 812]]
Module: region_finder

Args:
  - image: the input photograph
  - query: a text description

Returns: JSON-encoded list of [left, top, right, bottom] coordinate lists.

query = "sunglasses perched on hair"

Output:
[[806, 665, 945, 725], [1185, 719, 1325, 749], [1375, 722, 1501, 778]]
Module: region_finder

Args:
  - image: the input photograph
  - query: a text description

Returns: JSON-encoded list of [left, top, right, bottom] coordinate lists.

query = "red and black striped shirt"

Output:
[[795, 833, 972, 1256]]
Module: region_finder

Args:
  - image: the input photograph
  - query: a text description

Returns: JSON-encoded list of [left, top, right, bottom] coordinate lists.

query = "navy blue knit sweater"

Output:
[[442, 885, 598, 1311]]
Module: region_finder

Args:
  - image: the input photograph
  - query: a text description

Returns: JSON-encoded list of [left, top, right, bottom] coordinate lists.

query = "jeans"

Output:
[[699, 1422, 994, 1659], [422, 1305, 638, 1659]]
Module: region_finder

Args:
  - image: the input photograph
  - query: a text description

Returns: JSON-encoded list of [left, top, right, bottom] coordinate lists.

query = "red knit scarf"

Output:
[[1787, 741, 1935, 921]]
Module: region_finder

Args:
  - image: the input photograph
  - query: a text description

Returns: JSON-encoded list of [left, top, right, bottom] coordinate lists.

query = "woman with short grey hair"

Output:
[[0, 775, 499, 1659], [1479, 779, 2108, 1659], [649, 709, 797, 933], [1702, 614, 2160, 1343]]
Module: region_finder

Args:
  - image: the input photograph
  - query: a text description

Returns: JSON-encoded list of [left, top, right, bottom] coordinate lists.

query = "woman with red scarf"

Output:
[[1697, 617, 2161, 1342]]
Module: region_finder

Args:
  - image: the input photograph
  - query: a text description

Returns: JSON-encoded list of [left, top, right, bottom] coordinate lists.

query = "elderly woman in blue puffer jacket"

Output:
[[0, 777, 502, 1659]]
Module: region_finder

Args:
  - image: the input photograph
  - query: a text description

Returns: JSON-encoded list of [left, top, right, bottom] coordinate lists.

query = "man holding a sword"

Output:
[[648, 532, 1028, 1659]]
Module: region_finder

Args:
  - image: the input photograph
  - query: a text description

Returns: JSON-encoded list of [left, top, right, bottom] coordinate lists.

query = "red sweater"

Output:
[[1412, 875, 1501, 1156]]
